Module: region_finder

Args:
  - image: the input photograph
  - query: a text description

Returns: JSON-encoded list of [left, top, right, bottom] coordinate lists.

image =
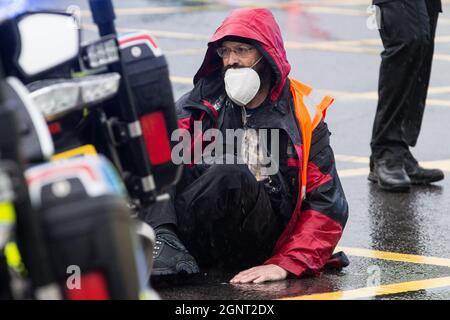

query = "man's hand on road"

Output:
[[230, 264, 288, 284]]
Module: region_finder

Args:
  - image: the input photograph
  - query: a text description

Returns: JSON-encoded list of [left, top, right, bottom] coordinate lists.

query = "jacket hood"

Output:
[[193, 8, 291, 101]]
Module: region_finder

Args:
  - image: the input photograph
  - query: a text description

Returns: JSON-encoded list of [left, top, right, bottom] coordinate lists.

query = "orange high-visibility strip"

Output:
[[312, 95, 334, 130], [291, 79, 312, 97], [290, 79, 335, 200], [290, 79, 312, 200]]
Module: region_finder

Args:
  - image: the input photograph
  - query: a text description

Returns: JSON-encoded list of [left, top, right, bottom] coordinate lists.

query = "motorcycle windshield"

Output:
[[0, 0, 27, 23]]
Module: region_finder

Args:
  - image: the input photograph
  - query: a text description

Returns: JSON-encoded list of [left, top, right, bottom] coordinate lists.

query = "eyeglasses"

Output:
[[216, 46, 255, 59]]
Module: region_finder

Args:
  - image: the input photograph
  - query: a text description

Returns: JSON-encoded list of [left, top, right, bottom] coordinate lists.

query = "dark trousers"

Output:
[[371, 0, 440, 162], [141, 164, 286, 270]]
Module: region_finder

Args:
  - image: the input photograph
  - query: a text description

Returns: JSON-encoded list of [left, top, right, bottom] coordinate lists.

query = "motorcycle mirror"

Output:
[[16, 12, 79, 77]]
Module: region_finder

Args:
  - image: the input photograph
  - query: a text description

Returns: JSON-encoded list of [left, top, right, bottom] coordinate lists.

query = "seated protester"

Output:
[[141, 7, 349, 283]]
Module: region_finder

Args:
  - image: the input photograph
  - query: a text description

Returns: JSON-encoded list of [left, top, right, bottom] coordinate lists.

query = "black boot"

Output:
[[368, 157, 411, 192], [404, 151, 444, 185], [152, 225, 200, 276]]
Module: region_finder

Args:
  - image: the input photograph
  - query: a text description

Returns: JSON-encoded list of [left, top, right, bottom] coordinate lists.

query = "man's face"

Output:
[[219, 41, 263, 70]]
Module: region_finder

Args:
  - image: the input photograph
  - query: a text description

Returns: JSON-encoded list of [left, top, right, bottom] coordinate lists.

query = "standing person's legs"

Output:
[[175, 164, 285, 270], [369, 0, 431, 191], [402, 0, 439, 147], [401, 1, 444, 184]]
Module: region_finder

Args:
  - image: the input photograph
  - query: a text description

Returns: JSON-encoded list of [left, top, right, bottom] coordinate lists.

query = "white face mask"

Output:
[[224, 57, 263, 107]]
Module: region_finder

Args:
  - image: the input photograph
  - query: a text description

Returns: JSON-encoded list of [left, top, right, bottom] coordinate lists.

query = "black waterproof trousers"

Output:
[[371, 0, 441, 162], [140, 164, 286, 269]]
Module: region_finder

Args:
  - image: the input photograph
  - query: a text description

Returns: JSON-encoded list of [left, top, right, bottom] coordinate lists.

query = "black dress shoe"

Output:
[[404, 155, 444, 185], [152, 228, 200, 276], [368, 159, 411, 192]]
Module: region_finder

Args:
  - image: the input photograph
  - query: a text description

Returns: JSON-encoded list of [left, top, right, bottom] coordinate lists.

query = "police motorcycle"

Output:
[[28, 1, 182, 216], [0, 0, 162, 300], [26, 0, 183, 278]]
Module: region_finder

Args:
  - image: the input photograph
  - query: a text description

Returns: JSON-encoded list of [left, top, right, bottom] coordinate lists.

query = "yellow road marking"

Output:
[[82, 21, 450, 62], [326, 93, 450, 106], [81, 5, 217, 17], [334, 155, 369, 164], [325, 93, 450, 107], [280, 247, 450, 300], [290, 38, 380, 48], [316, 89, 378, 101], [82, 24, 211, 41], [287, 34, 450, 48], [81, 3, 370, 18], [162, 34, 450, 51], [304, 6, 367, 17], [428, 86, 450, 95], [337, 167, 370, 178], [336, 156, 450, 177], [186, 0, 384, 6], [426, 99, 450, 107], [435, 35, 450, 43], [316, 0, 373, 5], [281, 276, 450, 300], [433, 53, 450, 62], [79, 0, 450, 26], [285, 41, 380, 54], [336, 247, 450, 268], [438, 18, 450, 26], [169, 75, 450, 108], [165, 48, 206, 56], [422, 159, 450, 172], [83, 0, 446, 22], [83, 23, 380, 52], [170, 76, 193, 85], [297, 0, 373, 5]]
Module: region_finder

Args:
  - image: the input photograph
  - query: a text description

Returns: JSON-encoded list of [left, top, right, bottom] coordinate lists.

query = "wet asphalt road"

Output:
[[35, 0, 450, 299]]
